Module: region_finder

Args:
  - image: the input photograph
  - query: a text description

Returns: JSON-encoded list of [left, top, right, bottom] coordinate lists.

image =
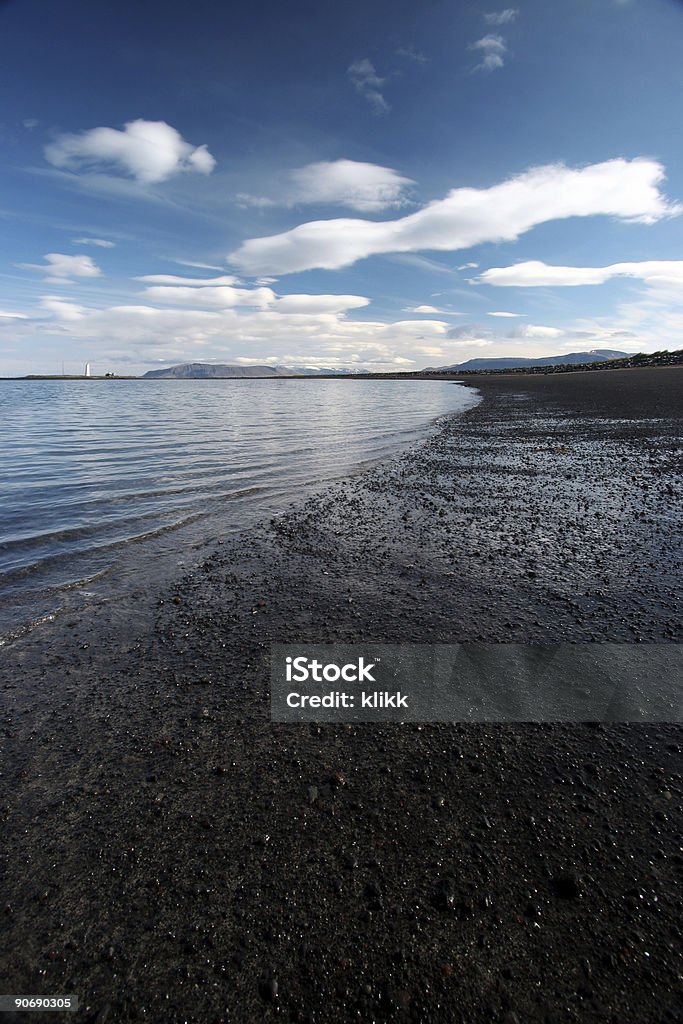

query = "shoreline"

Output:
[[0, 378, 479, 646], [0, 366, 681, 1023]]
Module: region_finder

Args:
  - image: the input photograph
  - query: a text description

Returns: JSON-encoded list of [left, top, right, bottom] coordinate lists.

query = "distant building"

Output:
[[84, 363, 91, 377]]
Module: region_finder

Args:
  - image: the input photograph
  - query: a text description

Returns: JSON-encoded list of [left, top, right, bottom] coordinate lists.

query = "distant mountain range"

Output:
[[141, 349, 669, 379], [427, 349, 629, 372], [142, 363, 363, 379]]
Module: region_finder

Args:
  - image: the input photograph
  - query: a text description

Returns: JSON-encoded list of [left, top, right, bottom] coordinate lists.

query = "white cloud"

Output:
[[487, 310, 525, 317], [484, 9, 519, 25], [141, 285, 276, 309], [29, 298, 451, 370], [479, 259, 683, 289], [11, 275, 675, 375], [347, 59, 390, 114], [230, 158, 680, 276], [412, 345, 447, 357], [20, 253, 102, 283], [516, 324, 564, 338], [447, 324, 495, 341], [273, 294, 370, 314], [39, 296, 86, 321], [136, 275, 369, 315], [45, 119, 216, 184], [458, 262, 479, 270], [288, 160, 414, 212], [136, 274, 241, 286], [0, 309, 28, 319], [470, 34, 507, 72], [72, 237, 115, 248], [447, 320, 607, 347], [239, 160, 414, 213], [405, 304, 443, 314]]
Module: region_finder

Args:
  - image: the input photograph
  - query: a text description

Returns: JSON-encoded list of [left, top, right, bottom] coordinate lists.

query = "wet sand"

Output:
[[0, 366, 681, 1023]]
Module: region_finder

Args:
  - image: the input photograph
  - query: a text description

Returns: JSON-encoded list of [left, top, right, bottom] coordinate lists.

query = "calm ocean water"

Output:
[[0, 378, 478, 639]]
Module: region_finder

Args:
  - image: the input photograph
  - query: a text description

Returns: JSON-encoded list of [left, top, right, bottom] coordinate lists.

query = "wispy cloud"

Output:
[[395, 45, 428, 64], [235, 193, 277, 210], [31, 165, 172, 205], [231, 158, 680, 276], [484, 9, 519, 26], [391, 254, 458, 274], [446, 322, 565, 344], [72, 237, 115, 248], [445, 320, 606, 346], [45, 119, 216, 184], [347, 59, 390, 114], [168, 258, 225, 272], [470, 34, 507, 72], [471, 9, 518, 72]]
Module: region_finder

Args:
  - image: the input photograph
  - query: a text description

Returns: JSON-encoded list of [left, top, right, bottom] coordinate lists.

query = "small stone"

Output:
[[434, 879, 456, 911], [260, 976, 278, 1002], [365, 881, 382, 905], [551, 871, 582, 899]]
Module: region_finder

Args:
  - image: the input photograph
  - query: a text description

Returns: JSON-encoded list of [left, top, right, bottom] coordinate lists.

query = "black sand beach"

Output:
[[1, 367, 681, 1023]]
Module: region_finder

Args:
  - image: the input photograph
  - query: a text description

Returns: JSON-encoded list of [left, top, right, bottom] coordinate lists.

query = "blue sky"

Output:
[[1, 0, 682, 374]]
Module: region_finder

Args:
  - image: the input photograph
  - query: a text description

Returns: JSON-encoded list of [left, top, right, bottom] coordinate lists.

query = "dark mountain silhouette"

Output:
[[427, 349, 628, 372]]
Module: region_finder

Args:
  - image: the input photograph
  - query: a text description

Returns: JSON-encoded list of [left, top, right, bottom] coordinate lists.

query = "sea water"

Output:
[[0, 378, 478, 638]]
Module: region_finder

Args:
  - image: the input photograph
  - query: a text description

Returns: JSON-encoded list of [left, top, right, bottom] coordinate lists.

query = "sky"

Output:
[[1, 0, 682, 375]]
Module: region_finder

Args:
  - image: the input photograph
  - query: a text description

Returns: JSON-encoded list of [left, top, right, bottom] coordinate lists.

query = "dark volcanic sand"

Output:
[[0, 367, 681, 1024]]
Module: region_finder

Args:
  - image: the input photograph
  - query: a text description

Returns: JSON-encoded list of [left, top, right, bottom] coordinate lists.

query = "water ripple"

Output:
[[0, 378, 478, 634]]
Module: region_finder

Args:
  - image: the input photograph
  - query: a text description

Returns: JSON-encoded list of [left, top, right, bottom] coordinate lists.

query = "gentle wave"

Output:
[[0, 378, 478, 635]]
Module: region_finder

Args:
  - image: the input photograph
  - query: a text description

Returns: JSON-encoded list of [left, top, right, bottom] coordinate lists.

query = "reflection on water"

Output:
[[0, 378, 478, 636]]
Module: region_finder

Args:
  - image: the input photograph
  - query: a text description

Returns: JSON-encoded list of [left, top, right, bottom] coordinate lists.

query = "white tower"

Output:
[[84, 363, 91, 377]]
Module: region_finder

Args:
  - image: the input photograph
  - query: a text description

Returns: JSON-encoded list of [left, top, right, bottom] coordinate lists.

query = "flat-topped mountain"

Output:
[[143, 363, 280, 379], [142, 363, 364, 379], [429, 349, 628, 372]]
